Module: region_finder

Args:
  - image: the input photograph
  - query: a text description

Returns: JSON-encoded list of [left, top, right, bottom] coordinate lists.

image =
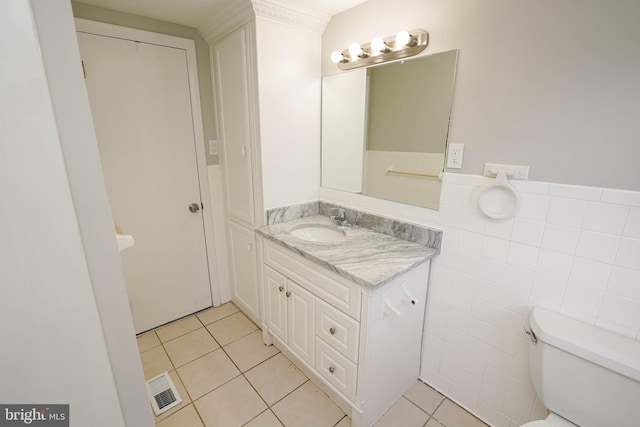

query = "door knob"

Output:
[[188, 203, 200, 212]]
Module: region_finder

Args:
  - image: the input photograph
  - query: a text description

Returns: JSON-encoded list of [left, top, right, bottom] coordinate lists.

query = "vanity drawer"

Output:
[[315, 338, 357, 400], [316, 299, 359, 363], [264, 240, 361, 319]]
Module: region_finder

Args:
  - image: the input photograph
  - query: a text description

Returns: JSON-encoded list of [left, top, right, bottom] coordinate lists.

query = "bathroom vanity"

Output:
[[257, 205, 440, 427]]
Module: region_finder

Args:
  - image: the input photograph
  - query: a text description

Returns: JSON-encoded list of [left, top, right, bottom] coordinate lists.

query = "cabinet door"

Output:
[[228, 221, 259, 320], [263, 266, 287, 341], [288, 280, 315, 366], [214, 27, 254, 226]]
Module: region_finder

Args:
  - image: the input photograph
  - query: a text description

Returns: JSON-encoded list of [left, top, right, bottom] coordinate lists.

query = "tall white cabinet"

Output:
[[212, 24, 262, 323], [204, 1, 325, 324]]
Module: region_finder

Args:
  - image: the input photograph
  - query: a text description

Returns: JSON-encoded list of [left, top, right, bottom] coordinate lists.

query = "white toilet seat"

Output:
[[521, 421, 552, 427]]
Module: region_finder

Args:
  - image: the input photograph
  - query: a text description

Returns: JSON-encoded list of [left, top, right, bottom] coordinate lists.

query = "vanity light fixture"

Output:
[[331, 29, 428, 70]]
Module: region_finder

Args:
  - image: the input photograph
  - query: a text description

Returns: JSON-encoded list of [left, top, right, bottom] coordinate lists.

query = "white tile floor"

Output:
[[138, 303, 488, 427]]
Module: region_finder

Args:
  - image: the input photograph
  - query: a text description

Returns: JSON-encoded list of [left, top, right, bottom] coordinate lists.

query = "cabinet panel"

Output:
[[214, 27, 254, 226], [316, 299, 359, 363], [263, 266, 287, 341], [316, 338, 357, 400], [288, 281, 315, 366], [228, 221, 259, 320]]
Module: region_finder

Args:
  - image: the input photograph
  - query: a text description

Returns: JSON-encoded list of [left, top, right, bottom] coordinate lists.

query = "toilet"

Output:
[[521, 307, 640, 427]]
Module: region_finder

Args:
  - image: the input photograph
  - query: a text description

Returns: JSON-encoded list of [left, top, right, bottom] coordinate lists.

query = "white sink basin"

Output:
[[290, 224, 346, 243]]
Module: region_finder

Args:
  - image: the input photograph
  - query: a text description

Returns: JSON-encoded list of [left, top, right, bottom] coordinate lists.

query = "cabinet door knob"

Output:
[[329, 327, 336, 335], [329, 366, 335, 374], [278, 286, 284, 292], [285, 291, 291, 297]]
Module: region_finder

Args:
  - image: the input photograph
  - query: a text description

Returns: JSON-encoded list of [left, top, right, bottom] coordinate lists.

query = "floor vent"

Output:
[[146, 371, 182, 416]]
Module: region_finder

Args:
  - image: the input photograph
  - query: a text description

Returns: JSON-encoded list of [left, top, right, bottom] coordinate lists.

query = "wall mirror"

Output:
[[321, 49, 459, 210]]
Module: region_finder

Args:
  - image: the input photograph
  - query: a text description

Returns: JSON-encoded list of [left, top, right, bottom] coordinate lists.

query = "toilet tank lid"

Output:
[[530, 308, 640, 382]]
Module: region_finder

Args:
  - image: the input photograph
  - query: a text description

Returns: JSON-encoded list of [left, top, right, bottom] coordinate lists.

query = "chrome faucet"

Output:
[[330, 208, 347, 226]]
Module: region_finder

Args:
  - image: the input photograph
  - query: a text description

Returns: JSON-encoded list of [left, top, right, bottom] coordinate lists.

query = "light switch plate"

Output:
[[208, 140, 219, 156], [446, 143, 464, 168]]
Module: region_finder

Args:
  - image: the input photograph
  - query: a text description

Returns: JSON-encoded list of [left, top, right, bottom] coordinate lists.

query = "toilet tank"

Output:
[[528, 308, 640, 427]]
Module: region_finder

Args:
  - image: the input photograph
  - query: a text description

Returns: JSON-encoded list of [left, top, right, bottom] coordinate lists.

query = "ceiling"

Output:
[[76, 0, 368, 28]]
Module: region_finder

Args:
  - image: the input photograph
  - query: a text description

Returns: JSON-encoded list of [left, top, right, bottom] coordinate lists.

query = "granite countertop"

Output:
[[257, 215, 437, 288]]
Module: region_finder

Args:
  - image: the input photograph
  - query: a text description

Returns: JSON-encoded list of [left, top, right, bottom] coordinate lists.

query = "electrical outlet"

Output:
[[447, 143, 464, 169]]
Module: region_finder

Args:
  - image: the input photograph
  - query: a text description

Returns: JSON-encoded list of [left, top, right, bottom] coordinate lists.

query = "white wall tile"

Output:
[[440, 226, 460, 249], [479, 383, 506, 411], [507, 242, 539, 270], [516, 193, 549, 221], [601, 189, 640, 207], [328, 176, 640, 427], [541, 224, 580, 254], [623, 207, 640, 239], [530, 274, 567, 305], [455, 251, 481, 275], [459, 370, 483, 396], [561, 283, 604, 319], [481, 236, 511, 262], [582, 202, 629, 235], [459, 230, 484, 255], [498, 288, 530, 317], [546, 197, 587, 226], [502, 264, 534, 293], [536, 249, 573, 280], [607, 265, 640, 301], [439, 204, 462, 227], [548, 184, 602, 201], [484, 217, 514, 240], [597, 294, 640, 333], [568, 257, 611, 290], [510, 218, 545, 247], [477, 258, 506, 284], [614, 238, 640, 270], [575, 230, 620, 263], [460, 208, 487, 233], [511, 180, 549, 195]]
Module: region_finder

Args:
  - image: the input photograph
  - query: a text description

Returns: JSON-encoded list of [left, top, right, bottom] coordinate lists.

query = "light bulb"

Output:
[[395, 30, 413, 48], [348, 43, 364, 59], [370, 37, 388, 54], [330, 50, 344, 63]]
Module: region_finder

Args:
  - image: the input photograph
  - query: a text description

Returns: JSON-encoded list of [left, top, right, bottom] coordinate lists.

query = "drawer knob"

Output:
[[329, 327, 336, 335], [278, 286, 284, 292], [285, 291, 291, 298], [329, 366, 335, 374]]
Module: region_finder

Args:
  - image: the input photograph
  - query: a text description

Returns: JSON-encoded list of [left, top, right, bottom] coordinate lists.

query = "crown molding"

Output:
[[251, 0, 330, 35], [198, 0, 254, 43]]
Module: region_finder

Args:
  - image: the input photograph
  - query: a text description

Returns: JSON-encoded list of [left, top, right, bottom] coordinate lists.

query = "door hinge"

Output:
[[81, 60, 86, 79]]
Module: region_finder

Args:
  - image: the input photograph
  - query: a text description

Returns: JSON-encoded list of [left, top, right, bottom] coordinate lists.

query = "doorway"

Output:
[[76, 20, 219, 333]]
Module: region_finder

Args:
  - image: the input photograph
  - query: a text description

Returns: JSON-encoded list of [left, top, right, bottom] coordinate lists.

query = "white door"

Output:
[[78, 32, 212, 333]]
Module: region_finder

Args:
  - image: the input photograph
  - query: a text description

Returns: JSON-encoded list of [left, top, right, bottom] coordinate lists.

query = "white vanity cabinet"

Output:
[[260, 238, 431, 427]]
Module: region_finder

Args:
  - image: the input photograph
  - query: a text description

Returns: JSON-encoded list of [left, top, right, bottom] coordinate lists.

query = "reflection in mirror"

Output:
[[321, 49, 459, 210]]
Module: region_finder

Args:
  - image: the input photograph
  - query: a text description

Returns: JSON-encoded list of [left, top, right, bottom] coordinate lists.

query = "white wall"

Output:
[[255, 17, 322, 210], [0, 1, 150, 425], [323, 0, 640, 191], [321, 1, 640, 426]]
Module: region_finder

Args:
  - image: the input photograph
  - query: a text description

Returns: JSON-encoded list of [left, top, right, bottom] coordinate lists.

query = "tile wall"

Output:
[[422, 173, 640, 427], [322, 172, 640, 427]]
